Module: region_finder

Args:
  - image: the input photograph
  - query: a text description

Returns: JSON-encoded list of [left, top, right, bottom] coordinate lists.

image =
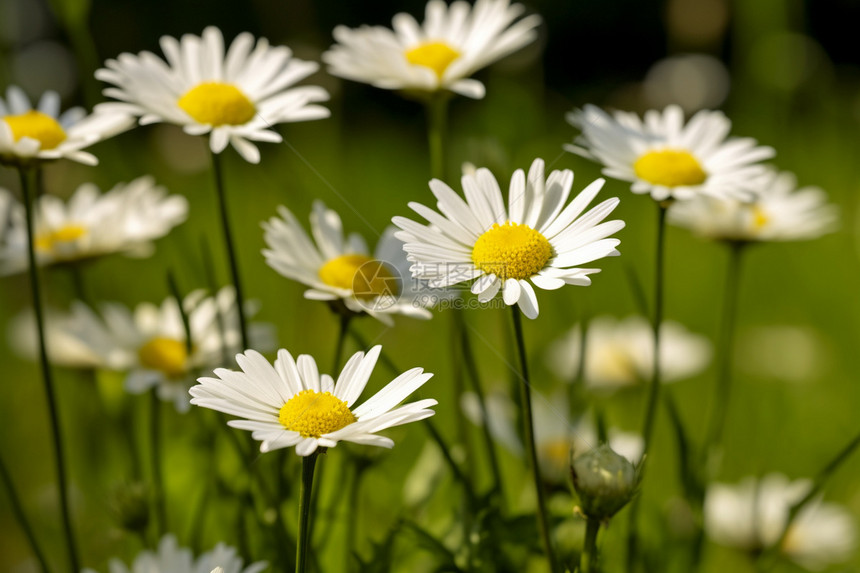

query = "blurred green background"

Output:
[[2, 0, 860, 571]]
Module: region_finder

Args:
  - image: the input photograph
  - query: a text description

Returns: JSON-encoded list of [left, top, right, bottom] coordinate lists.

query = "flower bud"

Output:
[[571, 444, 638, 521]]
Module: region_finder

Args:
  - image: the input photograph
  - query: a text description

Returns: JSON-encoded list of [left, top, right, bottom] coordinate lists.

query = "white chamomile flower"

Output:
[[669, 167, 838, 243], [12, 287, 274, 412], [262, 200, 433, 325], [547, 315, 712, 390], [96, 26, 330, 164], [705, 473, 856, 571], [82, 534, 267, 573], [393, 158, 625, 319], [190, 345, 436, 456], [0, 85, 132, 166], [0, 176, 188, 275], [565, 104, 775, 201], [322, 0, 541, 99]]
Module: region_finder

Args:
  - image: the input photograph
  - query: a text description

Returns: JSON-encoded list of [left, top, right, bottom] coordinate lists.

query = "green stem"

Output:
[[425, 94, 450, 180], [510, 307, 557, 573], [150, 389, 167, 536], [296, 451, 321, 573], [0, 450, 53, 573], [626, 202, 669, 573], [210, 150, 250, 351], [345, 458, 369, 572], [702, 242, 745, 469], [18, 166, 79, 572], [456, 309, 505, 501], [333, 314, 352, 373], [580, 517, 601, 573]]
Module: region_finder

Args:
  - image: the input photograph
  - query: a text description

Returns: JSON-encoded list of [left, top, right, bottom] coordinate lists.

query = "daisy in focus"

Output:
[[10, 287, 274, 412], [322, 0, 541, 99], [547, 316, 711, 390], [705, 473, 856, 570], [190, 345, 437, 456], [393, 158, 625, 319], [0, 176, 188, 275], [668, 167, 838, 243], [96, 26, 330, 163], [0, 85, 132, 166], [263, 200, 433, 324], [565, 104, 775, 202], [82, 534, 267, 573]]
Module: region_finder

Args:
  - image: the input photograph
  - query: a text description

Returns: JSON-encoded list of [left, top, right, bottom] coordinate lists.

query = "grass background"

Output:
[[1, 0, 860, 571]]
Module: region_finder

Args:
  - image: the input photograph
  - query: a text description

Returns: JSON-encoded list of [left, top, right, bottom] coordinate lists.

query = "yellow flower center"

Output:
[[138, 337, 188, 378], [177, 82, 256, 126], [278, 389, 357, 438], [4, 110, 67, 150], [471, 221, 552, 281], [34, 224, 88, 253], [405, 41, 461, 78], [751, 205, 769, 229], [633, 149, 707, 187], [591, 344, 640, 385], [318, 254, 399, 299]]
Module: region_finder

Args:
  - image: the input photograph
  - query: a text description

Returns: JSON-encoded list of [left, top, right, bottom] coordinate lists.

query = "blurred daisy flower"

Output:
[[547, 316, 711, 390], [705, 473, 856, 570], [262, 200, 433, 324], [668, 168, 837, 243], [82, 534, 267, 573], [322, 0, 541, 99], [10, 287, 274, 412], [0, 85, 132, 166], [0, 176, 188, 275], [393, 158, 624, 319], [190, 345, 437, 456], [565, 104, 775, 202], [96, 26, 330, 164]]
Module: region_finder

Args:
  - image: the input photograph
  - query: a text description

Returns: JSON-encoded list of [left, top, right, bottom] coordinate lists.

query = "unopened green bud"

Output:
[[571, 444, 638, 520], [111, 481, 150, 534]]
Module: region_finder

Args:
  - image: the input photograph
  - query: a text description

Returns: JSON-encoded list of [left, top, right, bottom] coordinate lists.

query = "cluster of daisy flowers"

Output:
[[0, 0, 855, 572]]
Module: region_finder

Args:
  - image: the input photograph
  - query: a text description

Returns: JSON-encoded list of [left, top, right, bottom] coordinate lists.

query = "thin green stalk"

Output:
[[333, 314, 352, 373], [702, 242, 745, 469], [210, 150, 250, 350], [0, 450, 53, 573], [425, 94, 450, 180], [580, 517, 601, 573], [296, 451, 321, 573], [510, 307, 558, 573], [149, 390, 167, 536], [456, 309, 504, 500], [449, 311, 475, 488], [757, 428, 860, 570], [626, 201, 669, 573], [344, 459, 369, 572], [18, 166, 79, 572]]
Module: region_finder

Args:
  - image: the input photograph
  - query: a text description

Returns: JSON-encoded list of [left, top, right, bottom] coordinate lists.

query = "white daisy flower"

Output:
[[189, 345, 437, 456], [95, 26, 330, 164], [668, 167, 838, 243], [322, 0, 541, 99], [262, 200, 434, 325], [392, 158, 625, 319], [0, 85, 132, 166], [565, 104, 775, 201], [0, 176, 188, 275], [547, 315, 712, 390], [705, 473, 857, 570], [11, 287, 275, 412], [82, 533, 267, 573]]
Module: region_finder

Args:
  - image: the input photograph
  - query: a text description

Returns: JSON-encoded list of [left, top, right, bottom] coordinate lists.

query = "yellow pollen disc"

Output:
[[633, 149, 707, 187], [471, 221, 552, 281], [177, 82, 256, 126], [278, 389, 357, 438], [138, 337, 188, 378], [4, 110, 67, 150], [751, 205, 769, 229], [318, 254, 399, 299], [35, 224, 88, 252], [540, 438, 571, 467], [405, 41, 461, 78]]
